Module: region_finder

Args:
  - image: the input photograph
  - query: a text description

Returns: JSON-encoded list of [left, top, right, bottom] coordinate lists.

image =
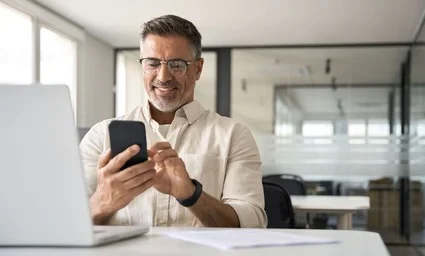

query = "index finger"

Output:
[[97, 149, 111, 169], [148, 149, 155, 159], [150, 142, 172, 154], [104, 144, 140, 174]]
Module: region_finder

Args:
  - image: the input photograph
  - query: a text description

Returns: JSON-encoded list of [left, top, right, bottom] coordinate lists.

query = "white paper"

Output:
[[163, 229, 339, 250]]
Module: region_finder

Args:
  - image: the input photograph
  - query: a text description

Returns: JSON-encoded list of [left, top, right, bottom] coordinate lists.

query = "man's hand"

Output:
[[150, 142, 240, 228], [90, 145, 156, 224], [150, 142, 195, 200]]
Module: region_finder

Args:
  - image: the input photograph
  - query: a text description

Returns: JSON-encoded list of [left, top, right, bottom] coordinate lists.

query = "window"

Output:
[[367, 120, 390, 136], [417, 122, 425, 136], [0, 2, 81, 120], [348, 121, 366, 136], [0, 2, 33, 84], [302, 121, 334, 136], [276, 124, 294, 136], [40, 27, 77, 112], [302, 121, 333, 144], [394, 123, 402, 135], [348, 121, 366, 144]]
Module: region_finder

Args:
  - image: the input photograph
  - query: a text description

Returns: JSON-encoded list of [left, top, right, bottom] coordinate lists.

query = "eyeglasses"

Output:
[[138, 58, 197, 76]]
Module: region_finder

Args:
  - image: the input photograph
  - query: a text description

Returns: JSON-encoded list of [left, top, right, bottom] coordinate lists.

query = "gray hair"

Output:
[[140, 15, 202, 59]]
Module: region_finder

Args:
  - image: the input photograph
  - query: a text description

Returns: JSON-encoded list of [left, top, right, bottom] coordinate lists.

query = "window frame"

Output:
[[1, 0, 84, 121]]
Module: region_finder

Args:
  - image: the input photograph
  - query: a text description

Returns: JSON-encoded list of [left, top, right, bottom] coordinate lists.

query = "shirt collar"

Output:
[[142, 100, 205, 126]]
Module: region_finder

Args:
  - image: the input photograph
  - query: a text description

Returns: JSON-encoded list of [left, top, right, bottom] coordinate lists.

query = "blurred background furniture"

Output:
[[263, 174, 310, 228], [263, 181, 295, 228]]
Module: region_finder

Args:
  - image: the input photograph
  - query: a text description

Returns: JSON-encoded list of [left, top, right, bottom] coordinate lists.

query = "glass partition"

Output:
[[231, 46, 424, 244], [409, 25, 425, 244]]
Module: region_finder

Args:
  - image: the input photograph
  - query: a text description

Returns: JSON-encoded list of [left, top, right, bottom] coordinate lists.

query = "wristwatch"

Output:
[[177, 179, 203, 207]]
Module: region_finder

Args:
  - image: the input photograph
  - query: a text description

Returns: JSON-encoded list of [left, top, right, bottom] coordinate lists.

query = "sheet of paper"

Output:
[[163, 229, 339, 250]]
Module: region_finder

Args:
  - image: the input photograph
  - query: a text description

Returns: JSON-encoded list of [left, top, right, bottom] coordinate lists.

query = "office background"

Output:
[[1, 0, 425, 254]]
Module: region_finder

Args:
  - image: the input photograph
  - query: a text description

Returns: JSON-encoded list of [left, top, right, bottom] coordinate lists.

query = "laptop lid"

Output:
[[0, 85, 95, 246]]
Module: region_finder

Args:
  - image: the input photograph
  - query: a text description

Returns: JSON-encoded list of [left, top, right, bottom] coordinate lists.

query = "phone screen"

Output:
[[108, 120, 148, 170]]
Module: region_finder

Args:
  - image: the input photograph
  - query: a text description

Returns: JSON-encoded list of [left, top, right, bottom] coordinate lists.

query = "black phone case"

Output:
[[108, 120, 148, 170]]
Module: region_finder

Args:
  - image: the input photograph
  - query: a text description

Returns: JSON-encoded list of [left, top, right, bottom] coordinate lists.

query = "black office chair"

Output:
[[263, 174, 310, 228], [263, 181, 295, 229], [263, 174, 307, 196]]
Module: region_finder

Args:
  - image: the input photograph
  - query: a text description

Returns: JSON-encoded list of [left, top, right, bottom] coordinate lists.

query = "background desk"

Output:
[[0, 227, 388, 256], [290, 196, 370, 229]]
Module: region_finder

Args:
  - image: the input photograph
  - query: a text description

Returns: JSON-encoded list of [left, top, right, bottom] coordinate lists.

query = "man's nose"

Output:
[[156, 63, 172, 82]]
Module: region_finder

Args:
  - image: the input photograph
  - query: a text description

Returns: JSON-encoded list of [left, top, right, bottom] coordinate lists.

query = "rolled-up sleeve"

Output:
[[222, 123, 267, 228]]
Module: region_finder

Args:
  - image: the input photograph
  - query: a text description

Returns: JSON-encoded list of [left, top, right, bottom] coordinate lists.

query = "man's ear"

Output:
[[195, 58, 204, 81]]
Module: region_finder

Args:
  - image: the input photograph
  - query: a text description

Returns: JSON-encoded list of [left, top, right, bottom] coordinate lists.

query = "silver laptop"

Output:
[[0, 85, 149, 246]]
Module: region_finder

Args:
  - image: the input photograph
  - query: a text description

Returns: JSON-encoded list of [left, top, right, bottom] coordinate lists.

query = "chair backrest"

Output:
[[263, 174, 307, 196], [263, 181, 295, 229]]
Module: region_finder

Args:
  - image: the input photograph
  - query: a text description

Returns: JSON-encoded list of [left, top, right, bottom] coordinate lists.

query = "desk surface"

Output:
[[0, 228, 388, 256], [290, 195, 370, 213]]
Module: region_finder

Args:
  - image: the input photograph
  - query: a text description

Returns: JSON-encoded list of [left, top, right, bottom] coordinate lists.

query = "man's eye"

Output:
[[170, 62, 184, 68], [147, 63, 160, 68]]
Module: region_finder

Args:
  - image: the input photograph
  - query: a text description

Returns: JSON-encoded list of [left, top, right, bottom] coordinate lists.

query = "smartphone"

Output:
[[108, 120, 148, 170]]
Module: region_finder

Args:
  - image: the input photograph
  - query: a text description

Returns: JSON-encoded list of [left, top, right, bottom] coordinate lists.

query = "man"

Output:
[[80, 15, 266, 228]]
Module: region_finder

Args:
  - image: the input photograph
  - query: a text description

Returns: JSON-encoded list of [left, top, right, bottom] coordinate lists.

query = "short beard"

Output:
[[149, 97, 184, 113], [148, 79, 185, 113]]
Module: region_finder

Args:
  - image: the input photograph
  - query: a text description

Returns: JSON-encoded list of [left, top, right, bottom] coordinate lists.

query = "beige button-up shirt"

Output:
[[80, 101, 267, 228]]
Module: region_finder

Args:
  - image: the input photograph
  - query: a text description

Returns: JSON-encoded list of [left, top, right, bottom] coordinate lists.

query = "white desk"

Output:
[[0, 228, 388, 256], [290, 196, 370, 230]]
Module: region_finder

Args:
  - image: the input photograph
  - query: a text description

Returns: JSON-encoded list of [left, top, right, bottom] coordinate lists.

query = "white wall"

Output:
[[411, 46, 425, 84], [115, 51, 146, 115], [78, 35, 114, 127], [120, 51, 146, 114], [115, 51, 146, 116], [231, 81, 274, 134], [195, 52, 216, 112]]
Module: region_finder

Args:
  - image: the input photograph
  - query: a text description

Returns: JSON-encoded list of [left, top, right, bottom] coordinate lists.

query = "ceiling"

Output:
[[33, 0, 425, 47]]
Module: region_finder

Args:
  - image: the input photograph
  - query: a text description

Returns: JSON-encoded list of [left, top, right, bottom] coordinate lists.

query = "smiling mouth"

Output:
[[153, 86, 178, 96], [154, 86, 176, 92]]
